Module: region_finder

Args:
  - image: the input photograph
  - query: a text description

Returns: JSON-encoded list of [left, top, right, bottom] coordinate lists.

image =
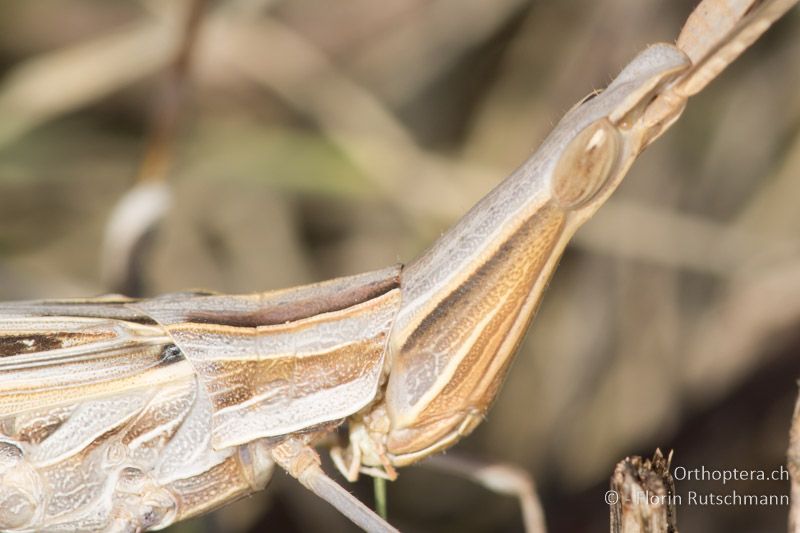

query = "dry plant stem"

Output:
[[208, 14, 472, 224], [788, 388, 800, 531], [683, 257, 800, 400], [609, 450, 677, 533], [423, 454, 547, 533], [573, 200, 800, 276], [0, 17, 179, 149], [734, 116, 800, 239], [673, 0, 800, 97], [374, 476, 388, 520], [347, 0, 528, 106], [138, 0, 206, 185], [676, 0, 759, 64], [1, 3, 792, 280], [100, 0, 207, 295]]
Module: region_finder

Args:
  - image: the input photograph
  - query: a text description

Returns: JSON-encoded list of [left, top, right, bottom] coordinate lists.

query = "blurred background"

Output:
[[0, 1, 799, 531]]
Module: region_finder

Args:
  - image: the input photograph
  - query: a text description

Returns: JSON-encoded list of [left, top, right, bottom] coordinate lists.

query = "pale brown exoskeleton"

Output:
[[0, 1, 797, 531]]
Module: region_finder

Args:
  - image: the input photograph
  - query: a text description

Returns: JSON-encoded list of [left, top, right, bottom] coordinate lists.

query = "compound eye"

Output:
[[551, 117, 620, 209]]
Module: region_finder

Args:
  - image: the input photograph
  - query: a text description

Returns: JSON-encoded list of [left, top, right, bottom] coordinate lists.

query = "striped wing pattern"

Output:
[[0, 266, 401, 531], [134, 265, 402, 448]]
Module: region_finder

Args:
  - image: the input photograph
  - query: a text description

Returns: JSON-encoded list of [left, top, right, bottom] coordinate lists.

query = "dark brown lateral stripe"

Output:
[[401, 208, 563, 354], [0, 334, 65, 357], [183, 266, 401, 328], [0, 330, 119, 358], [393, 204, 566, 409]]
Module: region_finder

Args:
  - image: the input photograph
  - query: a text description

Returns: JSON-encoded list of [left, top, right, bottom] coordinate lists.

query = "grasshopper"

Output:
[[0, 1, 797, 531]]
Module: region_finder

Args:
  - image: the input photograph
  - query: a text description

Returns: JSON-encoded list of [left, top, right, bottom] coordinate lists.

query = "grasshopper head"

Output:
[[547, 43, 691, 220], [379, 44, 694, 468]]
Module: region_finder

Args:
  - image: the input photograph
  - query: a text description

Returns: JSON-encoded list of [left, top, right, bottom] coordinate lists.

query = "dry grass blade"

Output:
[[573, 199, 799, 276], [0, 16, 179, 148], [206, 14, 472, 225], [676, 0, 800, 96], [348, 0, 527, 106], [100, 0, 207, 294], [423, 454, 547, 533], [677, 0, 759, 63]]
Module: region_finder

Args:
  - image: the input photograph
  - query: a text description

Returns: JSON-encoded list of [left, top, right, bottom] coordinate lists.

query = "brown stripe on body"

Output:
[[8, 405, 76, 445], [120, 374, 197, 451], [0, 332, 116, 358], [166, 453, 252, 523], [142, 282, 400, 449], [190, 274, 399, 327], [191, 337, 386, 414], [139, 266, 402, 328], [389, 205, 567, 433], [193, 356, 292, 412], [150, 286, 401, 446]]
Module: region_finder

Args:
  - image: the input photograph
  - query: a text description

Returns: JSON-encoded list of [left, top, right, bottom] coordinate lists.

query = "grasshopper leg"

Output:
[[330, 440, 361, 482], [423, 454, 546, 533], [270, 438, 399, 533]]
